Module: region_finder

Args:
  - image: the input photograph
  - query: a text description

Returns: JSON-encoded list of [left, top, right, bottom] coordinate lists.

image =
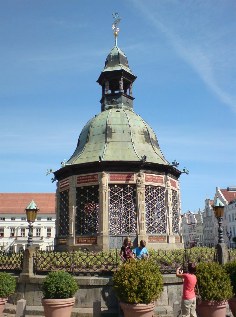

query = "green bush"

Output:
[[113, 259, 163, 304], [42, 271, 79, 299], [224, 261, 236, 296], [0, 272, 16, 298], [196, 262, 233, 302]]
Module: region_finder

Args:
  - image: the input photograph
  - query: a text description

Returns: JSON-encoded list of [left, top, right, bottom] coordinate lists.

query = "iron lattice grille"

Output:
[[172, 189, 180, 234], [59, 189, 69, 236], [145, 185, 166, 234], [76, 186, 99, 235], [109, 185, 136, 235]]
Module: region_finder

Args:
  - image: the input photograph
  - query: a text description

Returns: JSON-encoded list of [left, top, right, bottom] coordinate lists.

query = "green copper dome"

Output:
[[67, 108, 168, 165], [66, 43, 169, 166]]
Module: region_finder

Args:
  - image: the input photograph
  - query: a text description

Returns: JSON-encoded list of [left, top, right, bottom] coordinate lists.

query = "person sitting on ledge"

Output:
[[133, 240, 149, 260], [120, 237, 135, 262]]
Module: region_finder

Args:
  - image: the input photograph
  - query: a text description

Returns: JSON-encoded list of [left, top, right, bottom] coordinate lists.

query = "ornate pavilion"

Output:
[[53, 17, 183, 251]]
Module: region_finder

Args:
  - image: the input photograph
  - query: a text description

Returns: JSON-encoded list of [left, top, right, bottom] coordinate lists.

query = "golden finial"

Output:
[[112, 12, 121, 46]]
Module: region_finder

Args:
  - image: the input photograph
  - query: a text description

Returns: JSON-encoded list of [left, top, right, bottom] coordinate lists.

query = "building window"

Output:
[[11, 217, 16, 221], [47, 217, 52, 221], [21, 217, 26, 221], [10, 228, 15, 237], [36, 228, 41, 237], [37, 217, 41, 221], [0, 228, 4, 237], [20, 228, 25, 237], [47, 228, 51, 237], [0, 218, 5, 221]]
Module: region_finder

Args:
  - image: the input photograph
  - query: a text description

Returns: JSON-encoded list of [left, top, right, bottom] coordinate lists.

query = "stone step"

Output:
[[4, 303, 175, 317]]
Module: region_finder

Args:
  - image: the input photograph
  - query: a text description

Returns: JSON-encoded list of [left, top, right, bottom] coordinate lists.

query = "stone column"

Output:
[[68, 176, 76, 248], [166, 178, 175, 244], [20, 246, 37, 280], [54, 182, 60, 247], [136, 172, 147, 243], [176, 181, 183, 243], [97, 172, 109, 251]]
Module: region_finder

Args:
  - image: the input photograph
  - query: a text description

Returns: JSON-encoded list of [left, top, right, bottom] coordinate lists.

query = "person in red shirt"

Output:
[[176, 262, 197, 317]]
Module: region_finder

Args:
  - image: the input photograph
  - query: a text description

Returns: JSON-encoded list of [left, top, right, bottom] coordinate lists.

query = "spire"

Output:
[[97, 14, 137, 112], [112, 12, 121, 47]]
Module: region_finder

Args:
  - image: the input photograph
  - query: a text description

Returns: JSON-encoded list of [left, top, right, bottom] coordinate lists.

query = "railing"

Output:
[[33, 247, 217, 276], [33, 249, 120, 276], [228, 248, 236, 261], [0, 247, 229, 276], [0, 251, 24, 272]]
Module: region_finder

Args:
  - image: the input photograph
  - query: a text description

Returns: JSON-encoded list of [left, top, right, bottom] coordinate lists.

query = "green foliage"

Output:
[[224, 261, 236, 295], [196, 262, 233, 302], [0, 272, 16, 298], [42, 271, 79, 299], [113, 259, 163, 304]]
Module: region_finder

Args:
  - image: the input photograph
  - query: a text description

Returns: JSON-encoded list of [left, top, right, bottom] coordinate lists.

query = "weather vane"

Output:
[[112, 12, 121, 46]]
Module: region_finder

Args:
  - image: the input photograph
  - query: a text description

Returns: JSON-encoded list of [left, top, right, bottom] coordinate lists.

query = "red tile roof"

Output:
[[221, 189, 236, 204], [0, 193, 56, 214]]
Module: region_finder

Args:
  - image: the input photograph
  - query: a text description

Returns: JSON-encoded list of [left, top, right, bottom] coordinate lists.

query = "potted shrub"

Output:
[[224, 261, 236, 316], [113, 259, 163, 317], [42, 271, 79, 317], [196, 262, 233, 317], [0, 272, 16, 315]]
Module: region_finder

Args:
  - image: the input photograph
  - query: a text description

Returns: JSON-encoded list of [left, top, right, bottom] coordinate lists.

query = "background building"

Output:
[[182, 186, 236, 247], [214, 187, 236, 247], [181, 210, 203, 247], [0, 193, 55, 252]]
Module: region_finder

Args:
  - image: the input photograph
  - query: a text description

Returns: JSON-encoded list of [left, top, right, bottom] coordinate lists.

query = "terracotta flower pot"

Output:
[[229, 296, 236, 317], [42, 297, 75, 317], [0, 298, 7, 316], [196, 300, 227, 317], [120, 301, 155, 317]]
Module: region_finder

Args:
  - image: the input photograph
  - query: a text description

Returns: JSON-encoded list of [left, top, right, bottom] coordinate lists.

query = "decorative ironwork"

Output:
[[33, 249, 119, 276], [172, 189, 180, 234], [76, 186, 99, 235], [58, 189, 69, 236], [0, 251, 23, 272], [112, 12, 121, 46], [109, 185, 136, 235], [145, 185, 166, 234], [32, 247, 217, 276]]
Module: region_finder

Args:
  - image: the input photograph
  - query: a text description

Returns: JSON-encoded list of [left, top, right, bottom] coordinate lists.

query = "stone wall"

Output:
[[10, 274, 182, 317]]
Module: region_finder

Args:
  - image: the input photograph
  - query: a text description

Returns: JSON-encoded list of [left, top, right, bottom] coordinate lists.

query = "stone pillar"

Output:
[[68, 176, 76, 248], [136, 172, 147, 243], [216, 243, 228, 264], [105, 81, 109, 94], [166, 178, 175, 244], [20, 246, 36, 280], [97, 172, 109, 251], [54, 182, 60, 246], [176, 181, 183, 243]]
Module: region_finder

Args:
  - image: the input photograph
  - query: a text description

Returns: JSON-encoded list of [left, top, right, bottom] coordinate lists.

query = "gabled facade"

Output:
[[214, 187, 236, 247], [181, 210, 203, 247], [202, 198, 218, 247]]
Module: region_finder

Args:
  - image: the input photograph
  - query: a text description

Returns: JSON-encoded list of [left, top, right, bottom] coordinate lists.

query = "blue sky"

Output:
[[1, 0, 236, 212]]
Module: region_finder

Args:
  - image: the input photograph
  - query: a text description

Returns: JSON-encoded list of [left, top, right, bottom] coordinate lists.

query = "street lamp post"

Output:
[[25, 200, 39, 247], [213, 197, 228, 264], [213, 198, 225, 244]]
